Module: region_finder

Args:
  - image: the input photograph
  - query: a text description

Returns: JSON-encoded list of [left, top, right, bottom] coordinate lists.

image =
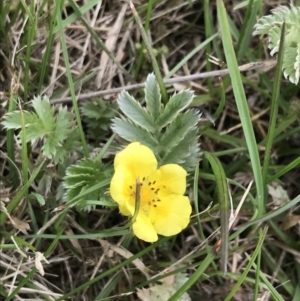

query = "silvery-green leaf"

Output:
[[144, 73, 161, 121], [118, 91, 154, 132], [282, 44, 300, 84], [157, 90, 194, 129], [160, 110, 200, 150], [161, 128, 200, 170], [111, 117, 157, 149]]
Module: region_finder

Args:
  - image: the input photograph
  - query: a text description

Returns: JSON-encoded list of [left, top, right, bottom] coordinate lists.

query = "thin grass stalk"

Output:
[[237, 193, 300, 230], [249, 255, 286, 301], [21, 0, 35, 103], [68, 0, 134, 83], [56, 0, 89, 157], [6, 95, 19, 188], [19, 105, 28, 192], [224, 226, 268, 300], [0, 159, 46, 224], [5, 227, 65, 301], [168, 251, 215, 301], [130, 1, 168, 103], [37, 3, 59, 93], [165, 34, 217, 80], [55, 237, 170, 300], [133, 0, 153, 79], [204, 0, 213, 92], [253, 246, 262, 300]]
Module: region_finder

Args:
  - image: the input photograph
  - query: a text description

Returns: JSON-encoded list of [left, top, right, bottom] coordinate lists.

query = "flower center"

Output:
[[127, 176, 161, 215]]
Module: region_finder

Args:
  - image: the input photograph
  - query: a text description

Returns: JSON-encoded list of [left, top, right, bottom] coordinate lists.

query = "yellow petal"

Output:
[[114, 142, 157, 179], [150, 195, 191, 236], [132, 214, 158, 242], [110, 165, 135, 209], [151, 164, 187, 196]]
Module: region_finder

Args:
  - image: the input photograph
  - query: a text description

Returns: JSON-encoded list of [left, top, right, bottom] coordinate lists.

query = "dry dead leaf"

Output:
[[64, 227, 83, 254], [0, 201, 30, 234], [281, 214, 300, 230], [35, 251, 50, 276], [10, 216, 31, 234], [268, 184, 290, 208]]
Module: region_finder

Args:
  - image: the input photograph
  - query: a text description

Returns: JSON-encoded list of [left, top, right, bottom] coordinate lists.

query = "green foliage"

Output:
[[63, 158, 113, 211], [80, 98, 118, 142], [111, 73, 201, 171], [253, 5, 300, 84], [1, 96, 81, 164]]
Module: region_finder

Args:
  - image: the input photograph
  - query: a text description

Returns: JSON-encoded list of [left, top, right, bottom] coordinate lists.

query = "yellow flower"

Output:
[[110, 142, 192, 242]]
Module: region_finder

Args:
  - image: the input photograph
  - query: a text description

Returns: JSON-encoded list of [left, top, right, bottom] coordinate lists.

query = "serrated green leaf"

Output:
[[269, 26, 281, 56], [1, 111, 38, 130], [32, 96, 56, 132], [80, 98, 118, 120], [282, 44, 300, 84], [253, 5, 300, 85], [160, 110, 200, 149], [111, 117, 157, 148], [161, 128, 200, 170], [63, 158, 112, 211], [118, 91, 155, 131], [144, 73, 161, 120], [157, 90, 194, 129], [55, 107, 74, 141]]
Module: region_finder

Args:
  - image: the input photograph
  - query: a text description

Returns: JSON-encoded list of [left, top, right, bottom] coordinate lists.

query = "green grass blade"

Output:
[[217, 0, 265, 216], [262, 22, 285, 184], [236, 0, 258, 62], [249, 255, 285, 301], [238, 194, 300, 229], [204, 151, 230, 273]]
